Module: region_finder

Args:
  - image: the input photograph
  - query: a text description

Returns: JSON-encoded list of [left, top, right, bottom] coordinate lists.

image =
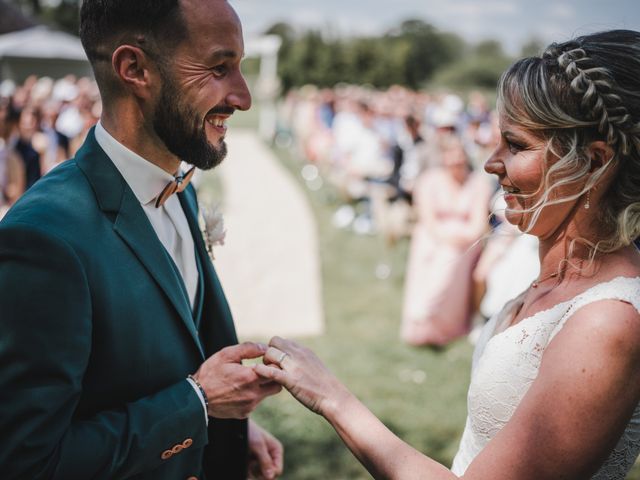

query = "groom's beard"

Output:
[[152, 70, 228, 171]]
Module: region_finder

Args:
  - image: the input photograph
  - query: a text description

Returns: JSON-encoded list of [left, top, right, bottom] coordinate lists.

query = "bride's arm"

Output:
[[328, 390, 455, 479], [256, 299, 640, 479], [255, 338, 457, 480]]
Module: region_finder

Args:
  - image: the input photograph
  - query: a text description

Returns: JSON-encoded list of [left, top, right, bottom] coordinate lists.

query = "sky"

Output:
[[231, 0, 640, 55]]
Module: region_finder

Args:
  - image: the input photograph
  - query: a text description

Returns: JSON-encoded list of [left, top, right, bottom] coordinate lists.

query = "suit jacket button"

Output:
[[182, 438, 193, 448], [161, 450, 173, 460], [171, 444, 184, 454]]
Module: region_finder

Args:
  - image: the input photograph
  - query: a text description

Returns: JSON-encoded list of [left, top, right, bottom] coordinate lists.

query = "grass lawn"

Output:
[[238, 142, 473, 479]]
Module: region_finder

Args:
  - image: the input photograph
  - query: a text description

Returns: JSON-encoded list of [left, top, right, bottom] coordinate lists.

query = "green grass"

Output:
[[241, 144, 473, 479]]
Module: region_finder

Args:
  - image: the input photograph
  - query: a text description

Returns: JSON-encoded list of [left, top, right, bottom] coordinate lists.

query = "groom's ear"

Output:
[[111, 42, 158, 101]]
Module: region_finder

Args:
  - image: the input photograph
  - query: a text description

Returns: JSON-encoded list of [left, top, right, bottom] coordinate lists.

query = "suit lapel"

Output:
[[113, 189, 205, 358], [191, 242, 205, 329], [75, 128, 205, 359], [178, 187, 238, 351], [178, 189, 208, 273]]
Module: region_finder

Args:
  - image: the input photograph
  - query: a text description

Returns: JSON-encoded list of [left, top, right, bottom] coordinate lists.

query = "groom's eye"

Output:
[[211, 65, 228, 78]]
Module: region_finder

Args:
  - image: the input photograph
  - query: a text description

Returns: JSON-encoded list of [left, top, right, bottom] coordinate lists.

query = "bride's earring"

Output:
[[584, 189, 591, 210]]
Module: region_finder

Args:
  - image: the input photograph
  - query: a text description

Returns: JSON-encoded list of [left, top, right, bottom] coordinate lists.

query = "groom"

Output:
[[0, 1, 283, 479]]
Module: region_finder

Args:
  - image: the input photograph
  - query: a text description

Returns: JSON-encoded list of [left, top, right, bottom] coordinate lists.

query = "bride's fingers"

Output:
[[263, 346, 291, 367], [262, 346, 280, 364], [269, 336, 294, 352]]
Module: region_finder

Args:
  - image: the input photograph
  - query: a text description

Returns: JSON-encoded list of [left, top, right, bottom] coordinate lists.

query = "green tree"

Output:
[[324, 39, 351, 86], [430, 39, 512, 91], [266, 18, 513, 92], [265, 22, 297, 91], [474, 39, 505, 58], [520, 37, 545, 57], [390, 19, 465, 88], [10, 0, 41, 15], [9, 0, 80, 34]]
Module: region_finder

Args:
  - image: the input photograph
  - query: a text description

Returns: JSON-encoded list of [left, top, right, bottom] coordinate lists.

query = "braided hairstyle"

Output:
[[498, 30, 640, 253]]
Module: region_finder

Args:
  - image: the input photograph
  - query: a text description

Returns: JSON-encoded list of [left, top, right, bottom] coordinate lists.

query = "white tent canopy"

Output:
[[0, 26, 91, 81]]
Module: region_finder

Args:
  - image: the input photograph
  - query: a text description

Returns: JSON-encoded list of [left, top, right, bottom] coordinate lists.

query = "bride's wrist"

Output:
[[321, 383, 356, 421]]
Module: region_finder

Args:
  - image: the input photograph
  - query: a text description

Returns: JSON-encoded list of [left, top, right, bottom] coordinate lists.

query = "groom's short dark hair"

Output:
[[79, 0, 187, 62], [79, 0, 188, 97]]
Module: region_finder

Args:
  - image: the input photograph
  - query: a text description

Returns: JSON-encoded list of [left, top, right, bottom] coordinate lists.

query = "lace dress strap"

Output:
[[550, 276, 640, 342]]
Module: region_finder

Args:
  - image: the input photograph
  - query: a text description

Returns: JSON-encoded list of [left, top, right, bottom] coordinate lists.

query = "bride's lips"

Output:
[[501, 183, 521, 201]]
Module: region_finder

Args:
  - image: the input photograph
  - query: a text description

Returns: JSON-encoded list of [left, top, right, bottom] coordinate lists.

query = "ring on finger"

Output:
[[278, 351, 289, 364]]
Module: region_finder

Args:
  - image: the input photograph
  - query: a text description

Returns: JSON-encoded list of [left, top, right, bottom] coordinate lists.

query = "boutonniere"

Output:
[[199, 202, 226, 260]]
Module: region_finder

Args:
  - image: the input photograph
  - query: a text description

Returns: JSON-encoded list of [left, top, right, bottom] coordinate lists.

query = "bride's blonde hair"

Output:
[[498, 30, 640, 254]]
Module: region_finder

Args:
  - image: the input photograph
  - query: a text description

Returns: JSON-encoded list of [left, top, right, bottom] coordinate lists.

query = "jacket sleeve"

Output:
[[0, 224, 208, 479]]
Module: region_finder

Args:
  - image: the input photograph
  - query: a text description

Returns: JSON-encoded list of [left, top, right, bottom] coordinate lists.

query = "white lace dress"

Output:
[[451, 276, 640, 478]]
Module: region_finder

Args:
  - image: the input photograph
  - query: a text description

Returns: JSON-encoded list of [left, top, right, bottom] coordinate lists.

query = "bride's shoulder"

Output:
[[580, 275, 640, 300], [571, 246, 640, 306], [569, 294, 640, 334], [544, 271, 640, 353], [553, 277, 640, 357]]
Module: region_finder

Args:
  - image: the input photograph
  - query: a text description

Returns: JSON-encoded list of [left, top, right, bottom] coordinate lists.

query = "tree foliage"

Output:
[[8, 0, 80, 34], [392, 20, 465, 89], [520, 37, 545, 57], [267, 19, 512, 92], [9, 2, 515, 94], [429, 39, 512, 90]]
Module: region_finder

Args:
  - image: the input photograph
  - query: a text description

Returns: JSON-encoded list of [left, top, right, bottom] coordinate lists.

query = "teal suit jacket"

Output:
[[0, 129, 248, 479]]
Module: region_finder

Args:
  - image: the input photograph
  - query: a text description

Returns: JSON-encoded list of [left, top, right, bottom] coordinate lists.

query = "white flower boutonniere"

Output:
[[199, 202, 226, 260]]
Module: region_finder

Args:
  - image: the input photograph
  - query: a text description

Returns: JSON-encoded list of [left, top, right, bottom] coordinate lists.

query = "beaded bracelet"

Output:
[[188, 374, 209, 408]]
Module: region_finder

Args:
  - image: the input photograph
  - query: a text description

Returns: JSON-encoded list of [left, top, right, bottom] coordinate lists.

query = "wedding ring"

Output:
[[277, 351, 289, 364]]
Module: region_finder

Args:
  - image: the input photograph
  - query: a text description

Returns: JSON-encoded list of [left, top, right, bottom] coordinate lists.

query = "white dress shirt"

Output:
[[95, 123, 208, 423]]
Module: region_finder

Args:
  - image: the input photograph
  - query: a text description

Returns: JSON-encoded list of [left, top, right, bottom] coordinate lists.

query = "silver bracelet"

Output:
[[188, 374, 209, 408]]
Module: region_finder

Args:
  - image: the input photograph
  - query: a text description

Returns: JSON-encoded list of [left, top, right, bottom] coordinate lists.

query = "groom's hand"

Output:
[[248, 419, 283, 480], [192, 342, 282, 419]]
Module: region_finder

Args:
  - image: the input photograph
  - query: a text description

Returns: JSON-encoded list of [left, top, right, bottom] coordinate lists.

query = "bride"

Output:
[[255, 30, 640, 479]]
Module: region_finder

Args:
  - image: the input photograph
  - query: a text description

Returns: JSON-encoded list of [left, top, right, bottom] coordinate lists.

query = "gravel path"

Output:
[[207, 129, 324, 340]]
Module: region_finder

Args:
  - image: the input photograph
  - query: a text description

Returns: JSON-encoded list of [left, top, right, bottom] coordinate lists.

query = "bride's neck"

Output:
[[536, 206, 609, 278], [538, 233, 601, 281]]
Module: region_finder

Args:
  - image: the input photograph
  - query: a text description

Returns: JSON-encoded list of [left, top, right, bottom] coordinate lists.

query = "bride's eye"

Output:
[[507, 140, 525, 154]]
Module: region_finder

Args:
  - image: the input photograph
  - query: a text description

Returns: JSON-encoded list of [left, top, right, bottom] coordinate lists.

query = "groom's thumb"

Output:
[[219, 342, 267, 363]]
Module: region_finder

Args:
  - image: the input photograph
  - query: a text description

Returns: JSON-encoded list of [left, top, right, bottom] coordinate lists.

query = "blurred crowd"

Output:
[[277, 84, 540, 346], [0, 75, 540, 348], [0, 75, 101, 218]]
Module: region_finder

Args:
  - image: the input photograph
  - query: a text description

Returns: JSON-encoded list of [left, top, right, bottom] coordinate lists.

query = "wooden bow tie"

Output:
[[155, 166, 196, 208]]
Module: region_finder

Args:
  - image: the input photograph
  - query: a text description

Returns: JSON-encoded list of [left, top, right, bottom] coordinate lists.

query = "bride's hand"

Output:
[[253, 336, 351, 417]]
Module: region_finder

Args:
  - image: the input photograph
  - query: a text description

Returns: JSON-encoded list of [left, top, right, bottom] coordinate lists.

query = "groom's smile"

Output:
[[151, 0, 251, 171]]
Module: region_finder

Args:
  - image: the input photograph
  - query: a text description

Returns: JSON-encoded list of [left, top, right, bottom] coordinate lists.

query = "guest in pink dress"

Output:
[[401, 134, 492, 346]]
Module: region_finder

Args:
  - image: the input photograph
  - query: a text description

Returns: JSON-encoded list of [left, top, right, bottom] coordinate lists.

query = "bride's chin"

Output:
[[504, 211, 534, 234], [504, 210, 523, 226]]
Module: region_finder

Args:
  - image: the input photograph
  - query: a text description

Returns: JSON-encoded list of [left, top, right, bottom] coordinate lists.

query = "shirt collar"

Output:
[[94, 121, 176, 206]]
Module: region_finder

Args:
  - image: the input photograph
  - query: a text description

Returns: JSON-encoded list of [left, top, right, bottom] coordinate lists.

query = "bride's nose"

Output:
[[484, 145, 505, 177]]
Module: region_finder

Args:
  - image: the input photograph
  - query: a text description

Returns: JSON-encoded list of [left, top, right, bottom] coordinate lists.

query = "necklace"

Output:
[[531, 253, 588, 289], [531, 271, 560, 288]]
